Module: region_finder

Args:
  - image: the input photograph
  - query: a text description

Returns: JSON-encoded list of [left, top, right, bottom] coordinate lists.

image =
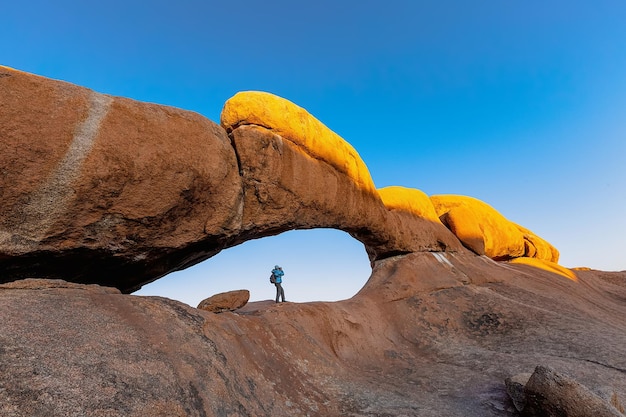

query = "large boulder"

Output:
[[431, 194, 559, 262], [197, 289, 250, 313]]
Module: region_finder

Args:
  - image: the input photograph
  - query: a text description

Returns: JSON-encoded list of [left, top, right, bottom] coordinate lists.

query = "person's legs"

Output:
[[275, 283, 285, 302]]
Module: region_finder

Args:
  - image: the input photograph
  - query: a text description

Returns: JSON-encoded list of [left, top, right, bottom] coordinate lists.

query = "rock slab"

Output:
[[2, 257, 626, 416]]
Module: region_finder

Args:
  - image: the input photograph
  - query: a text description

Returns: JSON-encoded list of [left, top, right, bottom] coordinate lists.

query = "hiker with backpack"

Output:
[[270, 265, 285, 303]]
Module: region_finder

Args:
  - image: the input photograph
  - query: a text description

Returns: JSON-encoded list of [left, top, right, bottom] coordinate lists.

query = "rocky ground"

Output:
[[1, 252, 625, 416]]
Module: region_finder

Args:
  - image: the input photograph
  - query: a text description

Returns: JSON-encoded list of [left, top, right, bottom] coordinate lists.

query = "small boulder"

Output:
[[523, 365, 623, 417], [197, 290, 250, 313]]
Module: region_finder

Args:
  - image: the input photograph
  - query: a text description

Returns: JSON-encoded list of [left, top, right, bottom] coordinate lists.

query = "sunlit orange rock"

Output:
[[222, 93, 463, 261], [377, 186, 442, 223], [516, 224, 559, 262], [221, 91, 376, 194], [431, 195, 527, 259], [509, 257, 577, 281], [430, 195, 559, 263]]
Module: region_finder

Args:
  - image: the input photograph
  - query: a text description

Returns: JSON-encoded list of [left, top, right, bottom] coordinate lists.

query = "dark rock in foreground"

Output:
[[521, 366, 623, 417]]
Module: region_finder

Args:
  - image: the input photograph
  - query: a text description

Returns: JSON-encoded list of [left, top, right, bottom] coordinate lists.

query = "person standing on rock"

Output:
[[271, 265, 285, 303]]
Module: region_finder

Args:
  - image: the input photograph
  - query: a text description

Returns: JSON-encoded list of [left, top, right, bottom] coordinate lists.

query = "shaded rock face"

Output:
[[0, 66, 242, 291]]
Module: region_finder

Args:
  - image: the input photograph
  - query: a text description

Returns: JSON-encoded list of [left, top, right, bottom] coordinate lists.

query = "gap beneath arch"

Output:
[[134, 229, 372, 307]]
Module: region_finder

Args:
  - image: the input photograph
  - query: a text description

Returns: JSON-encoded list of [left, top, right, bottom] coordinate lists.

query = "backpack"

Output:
[[269, 273, 276, 284]]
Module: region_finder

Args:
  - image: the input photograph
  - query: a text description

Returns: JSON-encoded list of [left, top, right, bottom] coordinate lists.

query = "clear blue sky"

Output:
[[3, 1, 625, 305]]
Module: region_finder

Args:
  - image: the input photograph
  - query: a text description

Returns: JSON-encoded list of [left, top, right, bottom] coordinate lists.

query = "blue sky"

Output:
[[3, 1, 625, 305]]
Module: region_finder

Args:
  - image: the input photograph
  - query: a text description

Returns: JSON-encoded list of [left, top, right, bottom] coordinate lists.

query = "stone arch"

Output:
[[0, 73, 463, 293], [2, 73, 561, 292]]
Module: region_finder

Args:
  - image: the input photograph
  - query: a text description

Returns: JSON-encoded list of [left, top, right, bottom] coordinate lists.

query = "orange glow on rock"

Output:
[[221, 91, 376, 194], [221, 91, 564, 272], [431, 195, 526, 259], [377, 186, 441, 223], [510, 257, 578, 282]]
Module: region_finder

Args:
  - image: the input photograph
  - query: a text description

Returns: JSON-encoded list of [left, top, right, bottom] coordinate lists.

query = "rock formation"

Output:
[[0, 67, 559, 291], [430, 194, 559, 262], [1, 67, 625, 416], [521, 366, 624, 417], [0, 65, 242, 291], [197, 289, 250, 313]]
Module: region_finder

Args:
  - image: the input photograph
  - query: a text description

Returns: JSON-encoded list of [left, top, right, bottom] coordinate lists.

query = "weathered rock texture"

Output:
[[0, 66, 242, 291], [505, 373, 532, 412], [1, 68, 466, 291], [2, 261, 626, 416], [197, 289, 250, 313], [1, 68, 625, 416], [1, 68, 559, 291], [522, 366, 624, 417]]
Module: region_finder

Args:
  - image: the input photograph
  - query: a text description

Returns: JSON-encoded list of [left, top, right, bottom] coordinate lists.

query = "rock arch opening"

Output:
[[134, 228, 372, 307]]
